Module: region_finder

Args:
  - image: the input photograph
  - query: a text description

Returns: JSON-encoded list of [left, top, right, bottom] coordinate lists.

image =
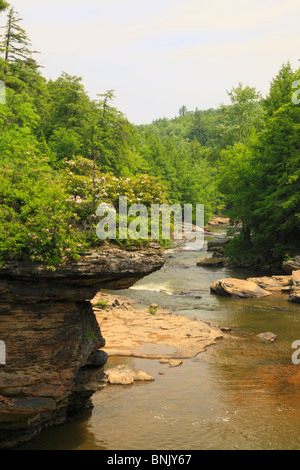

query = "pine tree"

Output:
[[1, 7, 38, 63]]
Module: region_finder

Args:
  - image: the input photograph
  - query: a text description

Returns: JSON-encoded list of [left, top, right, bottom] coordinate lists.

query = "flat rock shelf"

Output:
[[93, 292, 225, 359]]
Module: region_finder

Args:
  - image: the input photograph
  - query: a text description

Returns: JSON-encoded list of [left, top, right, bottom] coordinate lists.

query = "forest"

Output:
[[0, 2, 299, 269]]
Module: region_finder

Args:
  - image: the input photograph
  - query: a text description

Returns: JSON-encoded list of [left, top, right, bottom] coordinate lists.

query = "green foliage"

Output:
[[216, 83, 265, 147], [136, 123, 220, 223], [218, 63, 300, 263], [0, 150, 86, 267], [149, 306, 158, 315], [84, 328, 98, 342], [263, 62, 295, 115], [1, 7, 38, 62], [0, 1, 9, 14], [0, 5, 298, 268], [61, 156, 170, 246], [95, 299, 109, 310]]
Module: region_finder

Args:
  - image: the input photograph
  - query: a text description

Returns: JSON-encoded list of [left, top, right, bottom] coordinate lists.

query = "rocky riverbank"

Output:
[[210, 270, 300, 303], [92, 292, 225, 360], [0, 244, 165, 449]]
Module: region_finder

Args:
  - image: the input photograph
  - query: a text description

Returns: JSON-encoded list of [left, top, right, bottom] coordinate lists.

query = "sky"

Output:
[[2, 0, 300, 124]]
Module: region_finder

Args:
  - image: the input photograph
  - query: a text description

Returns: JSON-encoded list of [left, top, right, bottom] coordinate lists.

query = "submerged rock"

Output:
[[159, 359, 183, 368], [220, 327, 232, 333], [103, 365, 154, 385], [173, 290, 203, 299], [210, 278, 271, 298], [257, 332, 277, 343], [197, 257, 224, 267]]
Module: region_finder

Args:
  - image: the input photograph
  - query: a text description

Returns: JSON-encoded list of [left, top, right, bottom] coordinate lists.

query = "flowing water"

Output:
[[17, 230, 300, 450]]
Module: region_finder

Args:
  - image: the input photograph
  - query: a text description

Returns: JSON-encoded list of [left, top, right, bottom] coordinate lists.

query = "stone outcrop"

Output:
[[206, 216, 230, 227], [210, 278, 271, 298], [288, 270, 300, 303], [0, 245, 165, 449], [210, 271, 300, 304], [247, 275, 292, 292], [197, 256, 224, 267], [94, 293, 224, 359], [207, 238, 231, 252], [282, 256, 300, 274]]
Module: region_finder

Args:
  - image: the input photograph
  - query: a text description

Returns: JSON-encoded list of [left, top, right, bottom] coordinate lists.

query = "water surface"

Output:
[[17, 233, 300, 450]]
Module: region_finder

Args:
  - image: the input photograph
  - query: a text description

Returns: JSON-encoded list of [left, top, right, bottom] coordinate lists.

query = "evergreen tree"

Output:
[[1, 7, 38, 63], [263, 62, 295, 115]]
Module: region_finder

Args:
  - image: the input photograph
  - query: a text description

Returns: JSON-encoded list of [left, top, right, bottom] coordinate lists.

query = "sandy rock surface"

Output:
[[93, 293, 224, 359]]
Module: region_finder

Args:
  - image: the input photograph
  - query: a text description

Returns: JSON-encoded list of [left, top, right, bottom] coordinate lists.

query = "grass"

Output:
[[149, 306, 158, 315], [95, 299, 109, 310]]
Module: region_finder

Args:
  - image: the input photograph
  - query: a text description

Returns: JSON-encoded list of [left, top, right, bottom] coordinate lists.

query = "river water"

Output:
[[18, 230, 300, 450]]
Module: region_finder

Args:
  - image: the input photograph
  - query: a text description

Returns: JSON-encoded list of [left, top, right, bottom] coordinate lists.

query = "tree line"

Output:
[[0, 2, 299, 268]]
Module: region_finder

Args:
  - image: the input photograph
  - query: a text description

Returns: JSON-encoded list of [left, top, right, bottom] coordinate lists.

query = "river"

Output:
[[17, 229, 300, 450]]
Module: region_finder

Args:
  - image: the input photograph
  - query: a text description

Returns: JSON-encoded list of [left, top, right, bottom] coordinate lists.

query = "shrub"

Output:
[[0, 150, 86, 267]]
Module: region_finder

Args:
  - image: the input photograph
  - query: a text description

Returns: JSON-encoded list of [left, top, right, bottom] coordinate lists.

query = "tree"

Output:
[[85, 90, 136, 178], [218, 140, 258, 250], [251, 94, 300, 258], [0, 1, 9, 14], [179, 105, 187, 116], [1, 7, 38, 63], [263, 62, 295, 115], [45, 73, 91, 159], [217, 83, 265, 147], [217, 64, 300, 263]]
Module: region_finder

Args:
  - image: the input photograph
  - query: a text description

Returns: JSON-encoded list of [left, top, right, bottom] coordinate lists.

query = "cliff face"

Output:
[[0, 245, 165, 449]]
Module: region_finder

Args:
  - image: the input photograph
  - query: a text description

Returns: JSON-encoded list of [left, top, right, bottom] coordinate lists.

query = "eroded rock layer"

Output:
[[0, 245, 165, 448]]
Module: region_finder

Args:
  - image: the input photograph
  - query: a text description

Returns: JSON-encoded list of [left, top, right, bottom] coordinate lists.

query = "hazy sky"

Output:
[[3, 0, 300, 124]]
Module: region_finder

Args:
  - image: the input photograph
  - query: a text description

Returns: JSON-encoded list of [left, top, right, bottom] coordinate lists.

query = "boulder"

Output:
[[207, 216, 230, 226], [292, 270, 300, 287], [289, 291, 300, 303], [282, 256, 300, 274], [207, 238, 231, 251], [197, 257, 224, 267], [247, 275, 292, 292], [210, 278, 272, 298], [288, 270, 300, 303]]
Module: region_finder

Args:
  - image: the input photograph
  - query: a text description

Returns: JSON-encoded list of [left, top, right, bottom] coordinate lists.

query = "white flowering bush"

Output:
[[62, 156, 170, 246]]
